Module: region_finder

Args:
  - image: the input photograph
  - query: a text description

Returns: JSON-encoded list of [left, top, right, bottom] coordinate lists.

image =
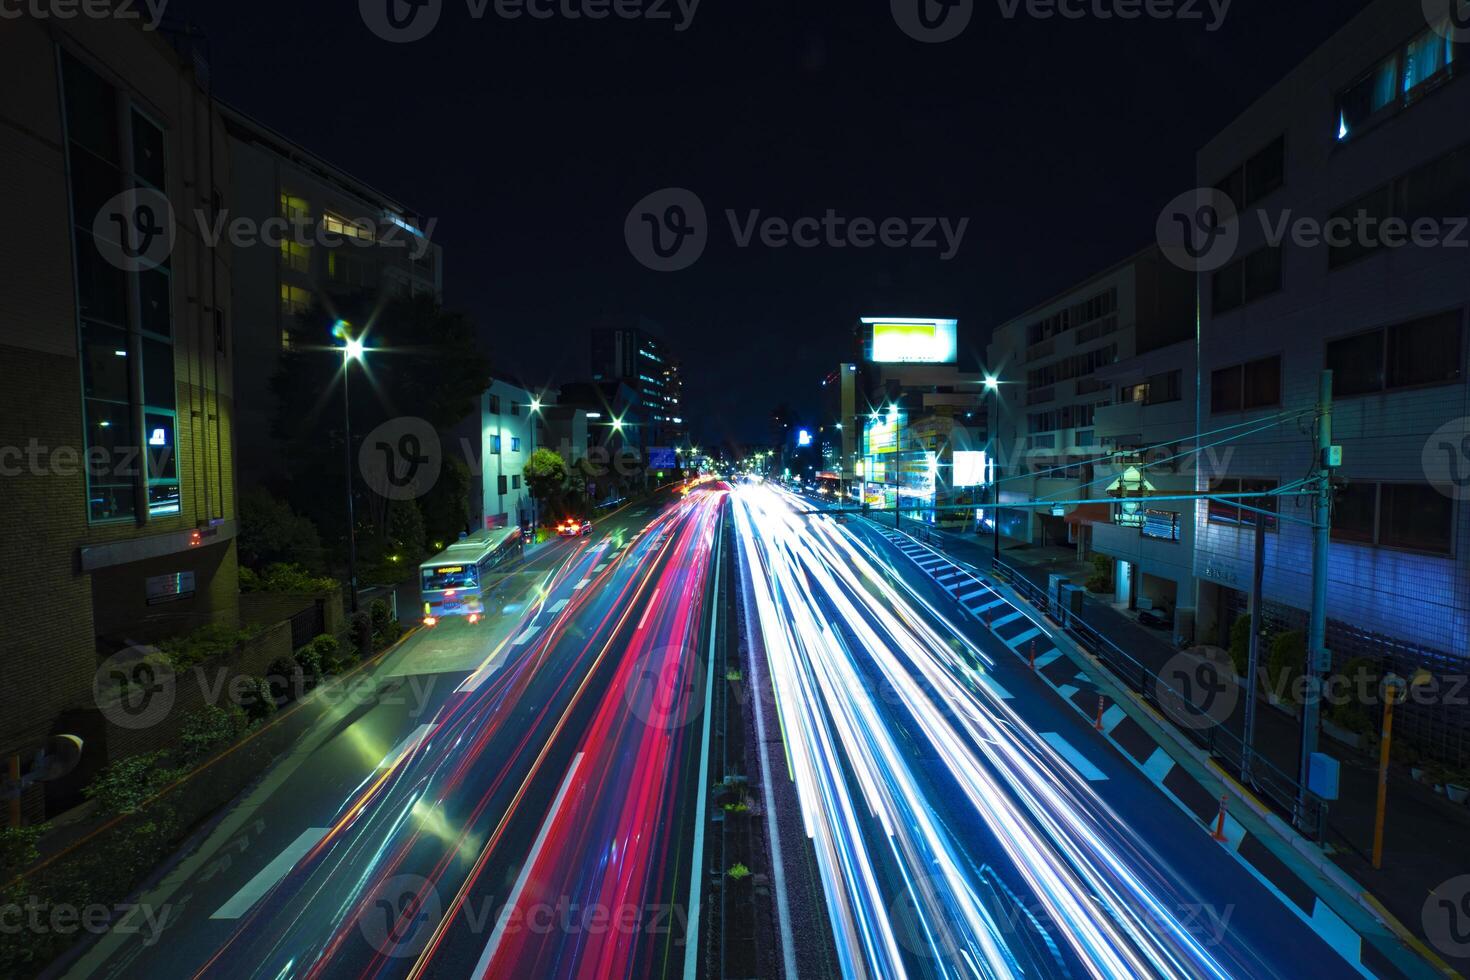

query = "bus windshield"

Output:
[[422, 565, 479, 591]]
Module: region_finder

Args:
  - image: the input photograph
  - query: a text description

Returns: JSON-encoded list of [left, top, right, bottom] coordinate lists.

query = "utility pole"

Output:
[[1242, 513, 1265, 786], [1297, 370, 1335, 830]]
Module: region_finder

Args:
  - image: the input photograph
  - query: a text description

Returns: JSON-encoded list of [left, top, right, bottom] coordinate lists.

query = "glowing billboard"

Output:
[[864, 318, 958, 365], [952, 450, 989, 488]]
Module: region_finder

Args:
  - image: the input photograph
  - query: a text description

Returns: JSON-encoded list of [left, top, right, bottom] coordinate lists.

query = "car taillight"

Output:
[[424, 616, 438, 627], [468, 613, 480, 624]]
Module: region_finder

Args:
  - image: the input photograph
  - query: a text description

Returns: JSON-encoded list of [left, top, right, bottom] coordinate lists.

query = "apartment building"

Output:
[[987, 247, 1194, 551], [476, 380, 541, 530], [223, 107, 443, 486], [589, 317, 686, 452], [0, 18, 237, 815], [1191, 0, 1470, 706]]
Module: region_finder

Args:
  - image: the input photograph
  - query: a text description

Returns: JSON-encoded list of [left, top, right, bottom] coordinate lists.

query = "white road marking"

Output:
[[1040, 732, 1108, 781], [210, 827, 329, 920], [1005, 626, 1043, 650], [548, 598, 569, 615], [1034, 649, 1063, 670], [378, 723, 434, 769], [573, 579, 590, 590], [474, 753, 585, 974], [991, 611, 1025, 630], [978, 674, 1013, 700], [514, 627, 540, 645]]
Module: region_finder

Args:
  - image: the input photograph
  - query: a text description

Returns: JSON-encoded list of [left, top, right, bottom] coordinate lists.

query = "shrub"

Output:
[[84, 752, 184, 818], [238, 676, 277, 723], [294, 641, 324, 680], [157, 622, 264, 670], [1228, 616, 1253, 678], [266, 656, 305, 703], [178, 705, 245, 764], [0, 825, 42, 880], [312, 633, 357, 675], [1328, 657, 1380, 733], [1084, 554, 1110, 593], [726, 862, 751, 881], [370, 599, 402, 650], [1266, 630, 1306, 705], [240, 562, 337, 594], [349, 611, 373, 660]]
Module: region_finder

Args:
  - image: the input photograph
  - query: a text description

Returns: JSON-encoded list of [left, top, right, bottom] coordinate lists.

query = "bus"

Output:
[[419, 527, 524, 627]]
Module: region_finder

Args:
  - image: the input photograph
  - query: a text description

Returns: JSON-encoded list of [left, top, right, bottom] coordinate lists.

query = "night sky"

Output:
[[170, 0, 1370, 447]]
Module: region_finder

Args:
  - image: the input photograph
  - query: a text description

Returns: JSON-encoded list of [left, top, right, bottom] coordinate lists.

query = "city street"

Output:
[[65, 487, 724, 979]]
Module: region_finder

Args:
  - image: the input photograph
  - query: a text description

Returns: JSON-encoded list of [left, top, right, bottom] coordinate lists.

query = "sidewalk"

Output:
[[928, 525, 1470, 974]]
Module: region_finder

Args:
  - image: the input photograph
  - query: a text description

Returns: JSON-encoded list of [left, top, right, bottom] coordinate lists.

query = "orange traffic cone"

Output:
[[1210, 795, 1230, 843]]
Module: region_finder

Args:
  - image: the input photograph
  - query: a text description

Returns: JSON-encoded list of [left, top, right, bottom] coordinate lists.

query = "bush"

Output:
[[1266, 630, 1306, 705], [240, 562, 338, 594], [266, 656, 306, 703], [238, 676, 277, 723], [311, 633, 357, 675], [294, 641, 324, 680], [84, 752, 184, 819], [349, 611, 373, 660], [1328, 657, 1380, 733], [370, 598, 402, 650], [0, 825, 42, 881], [1084, 554, 1110, 594], [1228, 616, 1253, 678], [178, 705, 246, 764], [157, 622, 264, 670]]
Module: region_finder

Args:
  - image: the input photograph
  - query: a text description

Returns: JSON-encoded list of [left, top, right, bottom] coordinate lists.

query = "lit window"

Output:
[[280, 192, 310, 223], [281, 239, 310, 274], [323, 212, 374, 242], [280, 283, 312, 318]]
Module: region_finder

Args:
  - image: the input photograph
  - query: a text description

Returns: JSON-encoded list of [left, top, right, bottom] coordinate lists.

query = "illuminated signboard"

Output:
[[952, 450, 989, 488], [797, 429, 813, 447], [863, 318, 958, 365]]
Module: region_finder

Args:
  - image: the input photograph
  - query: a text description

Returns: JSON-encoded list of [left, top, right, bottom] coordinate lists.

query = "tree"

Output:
[[238, 488, 325, 573], [420, 455, 472, 549], [524, 449, 570, 515]]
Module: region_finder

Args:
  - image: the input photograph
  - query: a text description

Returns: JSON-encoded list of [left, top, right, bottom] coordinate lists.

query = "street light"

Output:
[[984, 373, 1001, 564], [334, 320, 363, 614], [1373, 668, 1432, 868]]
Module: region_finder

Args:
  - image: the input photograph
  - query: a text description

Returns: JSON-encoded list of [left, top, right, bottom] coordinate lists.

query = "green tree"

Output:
[[525, 448, 570, 515], [238, 489, 324, 572], [420, 455, 472, 549]]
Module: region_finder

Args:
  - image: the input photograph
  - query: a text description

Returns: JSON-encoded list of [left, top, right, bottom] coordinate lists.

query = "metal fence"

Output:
[[989, 558, 1330, 838]]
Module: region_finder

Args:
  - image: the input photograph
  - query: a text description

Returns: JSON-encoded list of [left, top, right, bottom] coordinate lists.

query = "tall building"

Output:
[[987, 247, 1193, 550], [475, 380, 540, 530], [589, 317, 685, 451], [1191, 0, 1470, 713], [0, 19, 238, 816], [222, 106, 443, 485]]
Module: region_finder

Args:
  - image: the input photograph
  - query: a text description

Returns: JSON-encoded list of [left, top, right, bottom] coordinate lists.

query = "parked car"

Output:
[[1138, 607, 1174, 630]]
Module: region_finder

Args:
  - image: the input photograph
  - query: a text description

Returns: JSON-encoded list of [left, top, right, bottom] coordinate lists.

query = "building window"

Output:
[[1327, 312, 1462, 397], [511, 437, 522, 452], [1210, 356, 1280, 413], [1333, 481, 1453, 555], [281, 239, 311, 274], [1141, 509, 1181, 542], [497, 475, 508, 495], [280, 283, 312, 319], [322, 211, 374, 242], [490, 435, 501, 454], [1211, 246, 1282, 314], [62, 53, 180, 522], [327, 249, 376, 288], [280, 191, 310, 224], [1120, 370, 1182, 407], [489, 394, 501, 415], [1336, 25, 1463, 141], [1328, 145, 1470, 270], [511, 475, 521, 490], [1214, 135, 1285, 209], [1207, 477, 1279, 530]]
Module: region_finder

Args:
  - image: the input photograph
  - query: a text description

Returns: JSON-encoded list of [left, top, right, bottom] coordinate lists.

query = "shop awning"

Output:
[[1063, 503, 1112, 525]]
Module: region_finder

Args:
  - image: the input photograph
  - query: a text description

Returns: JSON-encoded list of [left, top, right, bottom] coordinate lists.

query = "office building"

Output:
[[589, 317, 686, 452]]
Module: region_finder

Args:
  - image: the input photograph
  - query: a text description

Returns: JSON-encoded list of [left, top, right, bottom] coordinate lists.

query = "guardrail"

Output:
[[989, 555, 1329, 839]]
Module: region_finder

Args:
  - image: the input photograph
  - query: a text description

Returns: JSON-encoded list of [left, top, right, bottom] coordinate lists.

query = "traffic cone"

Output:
[[1094, 696, 1106, 731], [1028, 640, 1036, 671], [1210, 795, 1230, 843]]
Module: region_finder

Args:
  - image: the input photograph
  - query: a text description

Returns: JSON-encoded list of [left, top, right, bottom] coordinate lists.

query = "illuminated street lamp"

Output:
[[333, 320, 364, 613]]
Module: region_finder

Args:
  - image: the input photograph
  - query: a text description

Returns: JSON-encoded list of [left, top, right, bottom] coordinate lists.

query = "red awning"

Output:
[[1064, 503, 1112, 525]]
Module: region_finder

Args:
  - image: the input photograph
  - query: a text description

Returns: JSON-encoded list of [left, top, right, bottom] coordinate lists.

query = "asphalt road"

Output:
[[732, 482, 1387, 979], [66, 485, 726, 980]]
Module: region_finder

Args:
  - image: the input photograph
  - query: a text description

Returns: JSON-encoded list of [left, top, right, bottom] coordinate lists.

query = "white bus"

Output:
[[418, 527, 524, 626]]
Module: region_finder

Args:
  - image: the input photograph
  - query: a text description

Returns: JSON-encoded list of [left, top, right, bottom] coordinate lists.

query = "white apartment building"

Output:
[[1191, 0, 1470, 695], [478, 379, 541, 530], [987, 246, 1194, 552]]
